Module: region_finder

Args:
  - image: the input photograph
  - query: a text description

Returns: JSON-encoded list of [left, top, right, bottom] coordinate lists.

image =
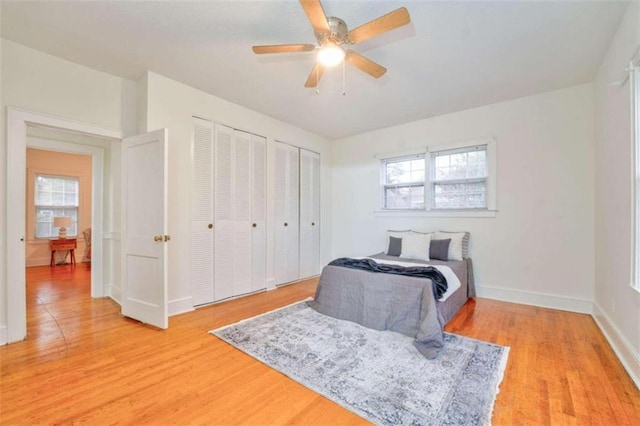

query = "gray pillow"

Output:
[[387, 236, 402, 257], [429, 238, 451, 261]]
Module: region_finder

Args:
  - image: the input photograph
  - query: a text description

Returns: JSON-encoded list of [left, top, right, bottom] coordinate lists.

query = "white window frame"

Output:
[[380, 152, 426, 210], [631, 63, 640, 291], [35, 174, 80, 239], [376, 138, 496, 218], [428, 143, 489, 211]]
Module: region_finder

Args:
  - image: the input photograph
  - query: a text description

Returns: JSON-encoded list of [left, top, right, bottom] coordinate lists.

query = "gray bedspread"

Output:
[[308, 264, 445, 359]]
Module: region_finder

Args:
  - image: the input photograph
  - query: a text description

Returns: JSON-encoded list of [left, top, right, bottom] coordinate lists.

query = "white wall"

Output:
[[331, 84, 595, 313], [142, 71, 332, 315], [593, 2, 640, 384], [0, 39, 137, 343], [0, 6, 5, 344]]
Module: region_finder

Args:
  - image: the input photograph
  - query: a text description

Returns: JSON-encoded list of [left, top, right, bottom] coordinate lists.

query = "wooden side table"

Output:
[[50, 238, 77, 266]]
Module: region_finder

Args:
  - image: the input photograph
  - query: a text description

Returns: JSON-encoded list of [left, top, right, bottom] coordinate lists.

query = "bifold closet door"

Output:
[[299, 149, 320, 279], [251, 135, 267, 292], [214, 123, 235, 301], [274, 141, 299, 285], [232, 130, 253, 296], [190, 118, 215, 306]]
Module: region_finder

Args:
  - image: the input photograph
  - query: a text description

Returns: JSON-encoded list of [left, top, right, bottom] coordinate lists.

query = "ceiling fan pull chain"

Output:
[[342, 60, 346, 96]]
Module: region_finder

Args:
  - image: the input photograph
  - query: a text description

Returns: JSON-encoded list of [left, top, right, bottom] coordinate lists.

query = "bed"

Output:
[[308, 231, 475, 358]]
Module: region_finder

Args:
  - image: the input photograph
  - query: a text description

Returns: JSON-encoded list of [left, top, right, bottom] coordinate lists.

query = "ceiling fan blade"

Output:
[[347, 7, 411, 44], [252, 44, 316, 54], [345, 51, 387, 78], [299, 0, 330, 33], [304, 63, 325, 88]]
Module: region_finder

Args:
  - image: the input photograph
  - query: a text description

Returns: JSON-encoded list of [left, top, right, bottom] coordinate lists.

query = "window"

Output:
[[430, 145, 488, 210], [35, 174, 79, 238], [381, 154, 426, 209], [379, 139, 495, 215]]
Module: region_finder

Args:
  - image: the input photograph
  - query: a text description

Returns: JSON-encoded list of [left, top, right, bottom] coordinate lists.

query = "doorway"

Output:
[[6, 108, 124, 343]]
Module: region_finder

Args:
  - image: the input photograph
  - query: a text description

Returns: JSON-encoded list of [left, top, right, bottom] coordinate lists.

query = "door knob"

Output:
[[252, 223, 257, 228], [284, 222, 288, 227], [208, 223, 213, 229], [312, 222, 315, 226], [154, 235, 163, 242], [164, 235, 171, 242]]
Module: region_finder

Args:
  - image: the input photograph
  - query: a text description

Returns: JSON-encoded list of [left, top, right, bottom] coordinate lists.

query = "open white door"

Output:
[[121, 129, 169, 329]]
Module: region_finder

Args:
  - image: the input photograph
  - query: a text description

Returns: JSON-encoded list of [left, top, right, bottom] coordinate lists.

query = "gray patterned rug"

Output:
[[210, 300, 509, 425]]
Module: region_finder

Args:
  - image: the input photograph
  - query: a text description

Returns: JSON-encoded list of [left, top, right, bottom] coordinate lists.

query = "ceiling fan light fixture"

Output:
[[317, 41, 345, 67]]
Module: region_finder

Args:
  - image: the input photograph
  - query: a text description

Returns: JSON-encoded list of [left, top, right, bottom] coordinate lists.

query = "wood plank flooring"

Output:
[[1, 265, 639, 424]]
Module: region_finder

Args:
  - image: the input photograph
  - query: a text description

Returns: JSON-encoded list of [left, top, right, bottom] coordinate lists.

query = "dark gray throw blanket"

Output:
[[328, 257, 448, 300], [308, 262, 446, 359]]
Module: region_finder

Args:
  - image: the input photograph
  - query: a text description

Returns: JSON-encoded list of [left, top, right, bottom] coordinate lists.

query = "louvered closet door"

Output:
[[232, 130, 253, 296], [214, 124, 235, 301], [251, 135, 267, 292], [286, 146, 300, 282], [274, 142, 289, 285], [191, 118, 215, 306], [274, 141, 300, 285], [299, 149, 320, 279]]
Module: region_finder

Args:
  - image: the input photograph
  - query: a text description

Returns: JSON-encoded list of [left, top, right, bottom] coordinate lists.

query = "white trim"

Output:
[[169, 297, 196, 316], [476, 285, 593, 314], [104, 232, 121, 241], [592, 302, 640, 389], [632, 64, 640, 292], [374, 209, 497, 218], [6, 107, 124, 344], [266, 277, 277, 290], [107, 283, 122, 305], [0, 326, 7, 346]]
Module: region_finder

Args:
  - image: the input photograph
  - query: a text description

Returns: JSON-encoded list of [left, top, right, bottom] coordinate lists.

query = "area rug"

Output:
[[210, 300, 509, 425]]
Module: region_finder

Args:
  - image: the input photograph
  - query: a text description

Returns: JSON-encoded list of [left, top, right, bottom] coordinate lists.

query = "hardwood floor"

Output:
[[1, 266, 639, 425]]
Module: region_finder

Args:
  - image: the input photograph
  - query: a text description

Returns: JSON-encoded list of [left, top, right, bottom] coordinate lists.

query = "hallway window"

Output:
[[35, 174, 79, 238]]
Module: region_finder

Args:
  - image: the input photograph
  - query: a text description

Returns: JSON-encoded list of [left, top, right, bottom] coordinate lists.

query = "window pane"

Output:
[[433, 181, 487, 209], [386, 161, 410, 184], [384, 185, 424, 209]]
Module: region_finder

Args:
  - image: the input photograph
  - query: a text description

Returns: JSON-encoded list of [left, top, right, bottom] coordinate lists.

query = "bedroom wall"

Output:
[[593, 2, 640, 385], [0, 39, 136, 344], [331, 83, 596, 314], [0, 6, 5, 345], [142, 71, 332, 315]]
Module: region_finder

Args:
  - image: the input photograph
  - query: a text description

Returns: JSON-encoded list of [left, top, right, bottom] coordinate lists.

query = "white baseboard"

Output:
[[592, 302, 640, 389], [266, 278, 276, 290], [476, 285, 593, 314], [0, 325, 7, 345], [107, 283, 121, 305], [169, 297, 195, 316]]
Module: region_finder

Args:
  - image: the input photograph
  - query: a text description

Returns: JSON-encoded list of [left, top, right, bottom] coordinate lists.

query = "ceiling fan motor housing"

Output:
[[316, 16, 349, 45]]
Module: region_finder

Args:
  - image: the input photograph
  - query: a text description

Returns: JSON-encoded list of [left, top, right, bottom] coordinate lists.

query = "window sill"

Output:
[[373, 209, 497, 218]]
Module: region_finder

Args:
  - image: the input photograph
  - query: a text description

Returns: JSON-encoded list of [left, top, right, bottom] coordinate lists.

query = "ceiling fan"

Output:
[[252, 0, 411, 88]]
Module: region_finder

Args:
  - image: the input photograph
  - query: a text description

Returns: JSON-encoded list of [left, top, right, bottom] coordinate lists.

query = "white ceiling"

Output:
[[1, 1, 629, 140]]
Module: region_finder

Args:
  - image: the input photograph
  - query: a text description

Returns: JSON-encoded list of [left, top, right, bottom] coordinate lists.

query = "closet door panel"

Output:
[[233, 131, 253, 296], [274, 142, 290, 285], [299, 149, 320, 279], [214, 124, 234, 301], [286, 146, 300, 283], [251, 135, 267, 292], [191, 118, 215, 305]]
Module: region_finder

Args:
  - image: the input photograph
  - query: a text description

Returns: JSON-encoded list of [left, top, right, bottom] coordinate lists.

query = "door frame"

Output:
[[6, 107, 125, 343]]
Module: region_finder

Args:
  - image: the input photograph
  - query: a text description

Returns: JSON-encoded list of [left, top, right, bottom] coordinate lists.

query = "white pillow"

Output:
[[434, 231, 468, 261], [400, 232, 431, 261]]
